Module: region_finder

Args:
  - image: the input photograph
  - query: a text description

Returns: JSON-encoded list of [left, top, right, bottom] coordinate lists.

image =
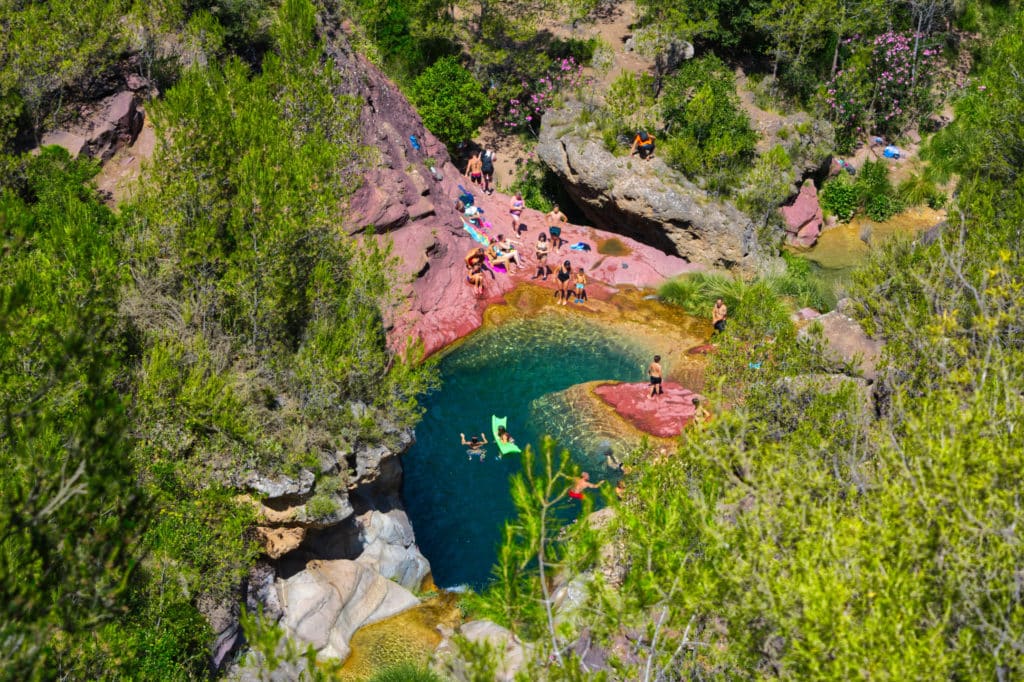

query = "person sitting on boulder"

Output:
[[631, 131, 656, 160]]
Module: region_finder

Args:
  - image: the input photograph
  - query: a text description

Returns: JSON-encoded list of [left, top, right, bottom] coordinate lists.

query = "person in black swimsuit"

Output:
[[556, 259, 572, 305]]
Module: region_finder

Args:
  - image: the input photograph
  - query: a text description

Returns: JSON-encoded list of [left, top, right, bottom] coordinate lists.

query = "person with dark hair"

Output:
[[461, 432, 488, 460], [555, 259, 572, 305], [631, 131, 656, 160], [546, 205, 567, 249], [647, 355, 663, 397], [465, 152, 483, 186], [481, 149, 495, 194], [533, 232, 550, 280], [691, 397, 711, 428]]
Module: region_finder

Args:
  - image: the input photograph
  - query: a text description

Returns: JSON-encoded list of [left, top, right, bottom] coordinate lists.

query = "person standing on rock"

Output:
[[712, 299, 728, 334], [509, 193, 525, 233], [574, 267, 588, 304], [533, 232, 550, 280], [555, 259, 572, 305], [546, 205, 567, 250], [465, 152, 483, 188], [481, 149, 495, 195], [568, 472, 603, 501], [647, 355, 664, 397]]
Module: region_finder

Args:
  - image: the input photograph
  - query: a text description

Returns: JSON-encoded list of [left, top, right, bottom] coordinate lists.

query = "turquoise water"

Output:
[[401, 314, 649, 589]]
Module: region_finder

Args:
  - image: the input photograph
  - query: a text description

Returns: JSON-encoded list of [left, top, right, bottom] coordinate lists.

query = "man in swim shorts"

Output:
[[465, 153, 483, 187], [461, 432, 488, 460], [712, 298, 728, 334], [648, 354, 663, 397], [568, 472, 602, 500], [546, 205, 567, 249]]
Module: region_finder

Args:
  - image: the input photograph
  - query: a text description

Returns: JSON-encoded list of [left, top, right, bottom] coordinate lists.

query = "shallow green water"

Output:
[[402, 314, 649, 589]]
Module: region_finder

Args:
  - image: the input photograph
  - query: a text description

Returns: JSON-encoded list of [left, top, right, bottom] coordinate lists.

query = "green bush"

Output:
[[897, 172, 946, 209], [864, 192, 904, 221], [820, 175, 858, 222], [410, 56, 492, 147], [660, 55, 757, 190]]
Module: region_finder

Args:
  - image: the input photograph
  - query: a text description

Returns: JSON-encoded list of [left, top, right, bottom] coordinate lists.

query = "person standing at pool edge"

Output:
[[648, 355, 663, 397], [556, 259, 572, 305], [546, 204, 567, 249], [712, 298, 728, 334], [510, 193, 525, 233]]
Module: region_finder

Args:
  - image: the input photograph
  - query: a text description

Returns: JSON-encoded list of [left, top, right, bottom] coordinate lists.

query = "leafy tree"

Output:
[[410, 56, 493, 146], [0, 148, 147, 678]]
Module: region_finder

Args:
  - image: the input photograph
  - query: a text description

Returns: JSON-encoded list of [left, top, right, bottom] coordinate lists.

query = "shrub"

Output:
[[820, 175, 858, 222], [410, 56, 492, 146], [369, 663, 446, 682], [897, 172, 946, 209]]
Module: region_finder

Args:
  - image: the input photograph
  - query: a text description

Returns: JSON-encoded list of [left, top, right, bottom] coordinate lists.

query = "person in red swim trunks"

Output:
[[568, 472, 603, 500]]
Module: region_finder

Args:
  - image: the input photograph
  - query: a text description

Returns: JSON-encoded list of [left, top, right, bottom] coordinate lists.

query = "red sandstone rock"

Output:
[[781, 181, 823, 248], [324, 29, 702, 357], [593, 382, 704, 438]]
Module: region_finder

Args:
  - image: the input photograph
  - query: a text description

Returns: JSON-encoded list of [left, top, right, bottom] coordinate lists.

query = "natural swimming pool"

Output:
[[401, 313, 652, 589]]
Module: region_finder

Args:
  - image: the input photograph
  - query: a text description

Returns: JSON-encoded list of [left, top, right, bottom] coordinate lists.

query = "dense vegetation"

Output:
[[1, 0, 434, 677], [2, 0, 1024, 677]]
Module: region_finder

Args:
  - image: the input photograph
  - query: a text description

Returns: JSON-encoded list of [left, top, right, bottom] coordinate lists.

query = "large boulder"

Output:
[[39, 90, 144, 162], [781, 180, 824, 247], [593, 381, 704, 438], [536, 102, 758, 271], [799, 309, 883, 381], [276, 559, 419, 662], [351, 509, 431, 591]]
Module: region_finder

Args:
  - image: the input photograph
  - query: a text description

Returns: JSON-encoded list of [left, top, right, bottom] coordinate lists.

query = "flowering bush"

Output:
[[825, 31, 939, 149], [498, 57, 587, 136]]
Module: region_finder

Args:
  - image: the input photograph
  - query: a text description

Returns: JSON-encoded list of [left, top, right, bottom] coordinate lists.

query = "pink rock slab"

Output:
[[387, 182, 703, 357], [781, 181, 823, 248], [593, 382, 703, 439]]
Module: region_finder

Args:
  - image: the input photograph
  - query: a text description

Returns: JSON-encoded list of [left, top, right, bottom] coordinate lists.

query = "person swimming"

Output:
[[461, 432, 488, 460], [568, 471, 603, 500]]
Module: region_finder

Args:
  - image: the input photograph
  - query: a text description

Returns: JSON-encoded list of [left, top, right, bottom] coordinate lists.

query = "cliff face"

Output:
[[536, 102, 760, 271]]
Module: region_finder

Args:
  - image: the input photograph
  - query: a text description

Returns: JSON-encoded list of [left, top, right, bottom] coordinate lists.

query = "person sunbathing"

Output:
[[496, 425, 514, 444], [488, 234, 522, 273]]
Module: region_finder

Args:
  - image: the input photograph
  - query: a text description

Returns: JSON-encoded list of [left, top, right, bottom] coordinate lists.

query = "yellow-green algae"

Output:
[[800, 207, 944, 270], [337, 592, 461, 681]]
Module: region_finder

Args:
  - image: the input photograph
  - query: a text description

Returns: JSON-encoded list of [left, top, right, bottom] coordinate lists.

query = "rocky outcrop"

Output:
[[39, 90, 145, 162], [350, 509, 431, 590], [276, 559, 419, 662], [594, 381, 705, 438], [437, 620, 529, 682], [799, 307, 883, 381], [782, 180, 824, 247], [535, 102, 758, 271]]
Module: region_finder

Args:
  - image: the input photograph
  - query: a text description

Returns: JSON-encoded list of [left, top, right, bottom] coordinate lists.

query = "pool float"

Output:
[[492, 415, 522, 455]]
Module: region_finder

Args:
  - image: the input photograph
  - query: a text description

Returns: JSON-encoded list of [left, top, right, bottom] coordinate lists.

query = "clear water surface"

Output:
[[401, 313, 649, 589]]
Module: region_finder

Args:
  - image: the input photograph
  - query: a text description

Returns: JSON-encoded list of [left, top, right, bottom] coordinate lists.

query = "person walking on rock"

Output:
[[465, 153, 483, 187], [481, 149, 495, 194]]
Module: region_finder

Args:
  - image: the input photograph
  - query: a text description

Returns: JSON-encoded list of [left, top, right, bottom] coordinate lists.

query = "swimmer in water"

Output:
[[461, 432, 488, 460]]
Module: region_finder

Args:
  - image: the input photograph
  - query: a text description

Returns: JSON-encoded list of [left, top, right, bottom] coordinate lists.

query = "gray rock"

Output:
[[536, 102, 758, 271], [437, 620, 528, 682], [276, 559, 419, 662], [246, 561, 283, 623], [244, 468, 315, 499], [197, 593, 241, 671], [799, 311, 883, 381], [353, 509, 430, 590]]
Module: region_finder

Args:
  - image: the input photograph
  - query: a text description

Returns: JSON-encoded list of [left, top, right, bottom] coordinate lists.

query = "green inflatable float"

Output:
[[491, 415, 522, 455]]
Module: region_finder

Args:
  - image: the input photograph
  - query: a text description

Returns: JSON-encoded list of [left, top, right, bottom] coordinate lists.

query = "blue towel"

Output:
[[570, 242, 591, 251], [462, 219, 490, 246], [409, 135, 421, 151]]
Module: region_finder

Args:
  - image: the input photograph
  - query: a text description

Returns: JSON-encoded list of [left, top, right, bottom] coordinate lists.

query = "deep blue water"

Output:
[[401, 314, 648, 589]]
